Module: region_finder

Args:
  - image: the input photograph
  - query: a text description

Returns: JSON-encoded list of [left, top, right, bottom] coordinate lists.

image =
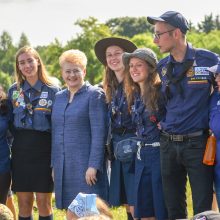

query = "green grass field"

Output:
[[12, 181, 193, 220]]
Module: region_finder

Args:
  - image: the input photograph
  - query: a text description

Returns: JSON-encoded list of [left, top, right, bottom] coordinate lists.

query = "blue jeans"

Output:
[[160, 134, 213, 220]]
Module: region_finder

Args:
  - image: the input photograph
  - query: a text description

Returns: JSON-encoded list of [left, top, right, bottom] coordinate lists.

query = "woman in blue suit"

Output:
[[0, 85, 11, 205], [209, 64, 220, 207], [51, 49, 108, 210]]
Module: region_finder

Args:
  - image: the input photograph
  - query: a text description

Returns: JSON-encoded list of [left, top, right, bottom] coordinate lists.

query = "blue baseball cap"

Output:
[[208, 64, 220, 76], [68, 193, 99, 217], [147, 11, 189, 34]]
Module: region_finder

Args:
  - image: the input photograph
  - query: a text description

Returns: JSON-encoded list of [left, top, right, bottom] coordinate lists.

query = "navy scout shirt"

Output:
[[157, 43, 219, 134], [8, 80, 59, 132]]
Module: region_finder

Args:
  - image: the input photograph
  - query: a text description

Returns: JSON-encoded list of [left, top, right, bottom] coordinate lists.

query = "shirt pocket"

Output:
[[33, 110, 51, 131], [13, 106, 25, 128]]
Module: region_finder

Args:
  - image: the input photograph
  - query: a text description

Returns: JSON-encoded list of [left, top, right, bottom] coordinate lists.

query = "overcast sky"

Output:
[[0, 0, 219, 46]]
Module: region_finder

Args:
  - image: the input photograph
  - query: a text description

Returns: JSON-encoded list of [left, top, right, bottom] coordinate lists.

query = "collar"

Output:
[[22, 80, 43, 92], [168, 43, 195, 64], [65, 81, 90, 96]]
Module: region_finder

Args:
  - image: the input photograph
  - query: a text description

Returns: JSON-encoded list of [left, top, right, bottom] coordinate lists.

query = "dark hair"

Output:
[[0, 99, 8, 115]]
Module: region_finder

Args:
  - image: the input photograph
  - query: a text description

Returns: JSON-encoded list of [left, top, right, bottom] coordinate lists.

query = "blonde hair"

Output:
[[15, 46, 54, 88], [124, 62, 161, 112], [59, 49, 87, 69]]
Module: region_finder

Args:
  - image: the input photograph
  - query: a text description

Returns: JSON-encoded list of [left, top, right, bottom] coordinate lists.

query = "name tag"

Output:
[[195, 67, 209, 76]]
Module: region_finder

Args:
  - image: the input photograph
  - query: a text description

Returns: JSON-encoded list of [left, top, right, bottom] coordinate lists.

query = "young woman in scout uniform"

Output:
[[8, 46, 59, 220], [94, 37, 137, 219], [123, 48, 168, 220]]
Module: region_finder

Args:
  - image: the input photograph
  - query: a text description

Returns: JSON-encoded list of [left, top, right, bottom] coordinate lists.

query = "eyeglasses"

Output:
[[64, 68, 83, 76], [153, 29, 176, 40]]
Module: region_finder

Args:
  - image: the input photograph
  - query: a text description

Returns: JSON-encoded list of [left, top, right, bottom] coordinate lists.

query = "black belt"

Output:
[[161, 130, 204, 142], [113, 127, 136, 135]]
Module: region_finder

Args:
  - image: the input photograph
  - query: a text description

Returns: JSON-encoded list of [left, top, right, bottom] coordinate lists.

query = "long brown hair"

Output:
[[102, 66, 125, 104], [15, 46, 54, 88], [124, 63, 161, 112]]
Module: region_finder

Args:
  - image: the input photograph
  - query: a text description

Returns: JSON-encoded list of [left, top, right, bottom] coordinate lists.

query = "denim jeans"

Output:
[[160, 134, 213, 220]]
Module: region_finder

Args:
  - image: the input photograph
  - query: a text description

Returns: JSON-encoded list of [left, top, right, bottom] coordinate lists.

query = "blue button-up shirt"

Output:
[[157, 43, 219, 134], [109, 83, 135, 130], [8, 80, 59, 132], [131, 94, 165, 143]]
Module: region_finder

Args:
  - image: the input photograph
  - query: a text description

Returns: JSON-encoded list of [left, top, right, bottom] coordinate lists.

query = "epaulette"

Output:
[[196, 48, 219, 62]]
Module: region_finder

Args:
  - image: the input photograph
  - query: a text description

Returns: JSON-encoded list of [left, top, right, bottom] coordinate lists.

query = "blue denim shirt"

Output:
[[157, 43, 220, 134], [131, 94, 165, 143], [109, 83, 135, 130], [8, 80, 59, 132]]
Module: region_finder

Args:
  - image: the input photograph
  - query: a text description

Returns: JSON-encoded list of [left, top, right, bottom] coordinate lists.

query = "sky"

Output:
[[0, 0, 219, 47]]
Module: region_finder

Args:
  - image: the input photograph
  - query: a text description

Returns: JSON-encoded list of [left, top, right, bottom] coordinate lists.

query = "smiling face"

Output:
[[17, 52, 39, 82], [61, 62, 86, 92], [129, 57, 149, 84], [105, 45, 124, 73]]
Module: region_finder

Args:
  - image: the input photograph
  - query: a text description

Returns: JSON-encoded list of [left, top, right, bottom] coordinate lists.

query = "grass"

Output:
[[11, 181, 193, 220]]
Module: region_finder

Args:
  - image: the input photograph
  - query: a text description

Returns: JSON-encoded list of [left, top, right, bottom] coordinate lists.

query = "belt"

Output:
[[161, 130, 204, 142], [136, 141, 160, 160], [138, 141, 160, 147], [113, 127, 136, 135]]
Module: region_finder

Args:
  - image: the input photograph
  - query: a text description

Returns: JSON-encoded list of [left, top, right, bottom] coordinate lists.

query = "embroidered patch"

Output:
[[186, 67, 195, 77], [40, 91, 48, 99], [161, 67, 167, 76], [188, 80, 208, 84], [39, 99, 47, 106], [12, 91, 20, 100]]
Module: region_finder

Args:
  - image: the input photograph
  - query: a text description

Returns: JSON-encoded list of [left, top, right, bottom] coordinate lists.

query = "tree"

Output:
[[66, 17, 112, 84], [106, 17, 153, 38], [18, 32, 30, 48], [0, 31, 13, 51], [0, 71, 13, 91], [198, 13, 216, 33]]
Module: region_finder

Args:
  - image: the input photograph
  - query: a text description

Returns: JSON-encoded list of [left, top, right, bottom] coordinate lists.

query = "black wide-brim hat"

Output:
[[94, 37, 137, 65]]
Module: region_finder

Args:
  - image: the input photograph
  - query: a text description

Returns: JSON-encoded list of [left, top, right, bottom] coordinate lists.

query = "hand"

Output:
[[85, 167, 97, 186], [157, 122, 162, 130]]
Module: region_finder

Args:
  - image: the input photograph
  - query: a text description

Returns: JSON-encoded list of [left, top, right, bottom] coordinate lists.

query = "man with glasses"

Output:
[[147, 11, 220, 220]]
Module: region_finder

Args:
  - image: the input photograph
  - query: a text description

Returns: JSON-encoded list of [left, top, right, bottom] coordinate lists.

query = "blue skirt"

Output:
[[108, 133, 135, 206]]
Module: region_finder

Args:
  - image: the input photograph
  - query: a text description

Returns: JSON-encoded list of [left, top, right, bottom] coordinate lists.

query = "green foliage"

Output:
[[18, 32, 31, 48], [197, 13, 220, 33], [188, 30, 220, 54], [66, 17, 112, 84], [0, 71, 13, 91], [36, 39, 63, 81], [106, 17, 153, 38]]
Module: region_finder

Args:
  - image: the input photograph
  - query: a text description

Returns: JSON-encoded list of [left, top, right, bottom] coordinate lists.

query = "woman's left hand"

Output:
[[85, 167, 97, 186]]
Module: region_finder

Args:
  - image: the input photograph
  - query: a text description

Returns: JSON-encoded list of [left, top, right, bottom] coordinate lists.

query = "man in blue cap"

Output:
[[147, 11, 220, 220]]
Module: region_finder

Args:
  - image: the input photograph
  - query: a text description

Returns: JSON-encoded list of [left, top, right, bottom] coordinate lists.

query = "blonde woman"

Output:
[[51, 49, 108, 211], [8, 46, 59, 220]]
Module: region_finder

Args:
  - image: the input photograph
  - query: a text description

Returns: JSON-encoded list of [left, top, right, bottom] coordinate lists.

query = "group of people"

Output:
[[0, 10, 220, 220]]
